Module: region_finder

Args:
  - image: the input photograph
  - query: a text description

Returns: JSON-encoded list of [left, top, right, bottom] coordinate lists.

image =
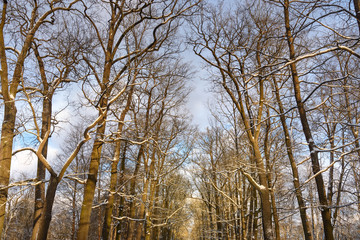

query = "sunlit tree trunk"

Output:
[[37, 175, 60, 240], [78, 108, 108, 239], [144, 159, 158, 240], [126, 88, 152, 240], [343, 81, 360, 212], [135, 155, 151, 240], [0, 1, 80, 237], [0, 98, 16, 238], [31, 96, 51, 240], [72, 178, 77, 240], [0, 1, 28, 234], [150, 183, 161, 240], [283, 1, 334, 239], [103, 84, 135, 240], [114, 142, 127, 240], [31, 44, 52, 240], [263, 114, 280, 240], [271, 75, 313, 240], [125, 144, 144, 240], [137, 130, 161, 240], [332, 132, 346, 226], [77, 9, 116, 236], [238, 174, 247, 240]]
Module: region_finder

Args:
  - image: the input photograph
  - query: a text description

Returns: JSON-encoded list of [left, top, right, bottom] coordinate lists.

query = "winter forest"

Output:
[[1, 0, 360, 239]]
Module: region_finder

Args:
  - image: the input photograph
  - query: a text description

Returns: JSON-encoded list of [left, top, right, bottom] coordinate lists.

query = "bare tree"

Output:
[[27, 13, 87, 239], [0, 1, 81, 237], [75, 1, 200, 238], [190, 2, 284, 239]]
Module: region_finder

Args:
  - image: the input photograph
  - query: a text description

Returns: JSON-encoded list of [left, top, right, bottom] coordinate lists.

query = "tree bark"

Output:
[[143, 173, 157, 240], [136, 140, 159, 240], [36, 175, 59, 240], [102, 82, 134, 240], [31, 99, 50, 240], [102, 135, 122, 240], [0, 101, 16, 236], [114, 143, 127, 240], [135, 168, 150, 240], [283, 1, 334, 239], [0, 2, 79, 236], [77, 13, 115, 237], [343, 82, 360, 212], [31, 43, 52, 240], [271, 75, 313, 240], [263, 113, 281, 240], [220, 70, 273, 240], [0, 3, 9, 234], [216, 43, 273, 240], [0, 1, 32, 234], [77, 113, 108, 240], [126, 146, 144, 240], [72, 178, 77, 240]]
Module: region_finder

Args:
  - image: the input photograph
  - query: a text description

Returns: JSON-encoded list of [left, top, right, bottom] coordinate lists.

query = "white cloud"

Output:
[[10, 145, 60, 181], [11, 149, 37, 180]]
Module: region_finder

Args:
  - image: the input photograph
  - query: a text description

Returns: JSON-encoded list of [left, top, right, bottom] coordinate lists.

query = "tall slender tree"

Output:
[[76, 1, 200, 238], [0, 1, 80, 237]]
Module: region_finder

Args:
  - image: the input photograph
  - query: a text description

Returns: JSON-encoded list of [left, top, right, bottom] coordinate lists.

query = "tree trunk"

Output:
[[97, 163, 102, 240], [221, 59, 273, 240], [0, 1, 76, 234], [332, 145, 345, 227], [136, 143, 158, 240], [252, 143, 273, 240], [78, 5, 117, 237], [144, 177, 157, 240], [115, 191, 125, 240], [207, 193, 215, 240], [31, 44, 52, 239], [135, 174, 149, 240], [72, 179, 77, 240], [263, 113, 281, 240], [0, 101, 16, 236], [114, 144, 127, 240], [212, 171, 223, 240], [344, 84, 360, 212], [239, 174, 247, 240], [37, 175, 59, 240], [77, 115, 107, 240], [31, 96, 51, 240], [283, 1, 334, 239], [103, 83, 134, 239], [271, 76, 313, 240], [126, 146, 144, 240], [326, 132, 335, 207], [102, 139, 122, 240], [150, 183, 161, 240], [250, 188, 259, 240]]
